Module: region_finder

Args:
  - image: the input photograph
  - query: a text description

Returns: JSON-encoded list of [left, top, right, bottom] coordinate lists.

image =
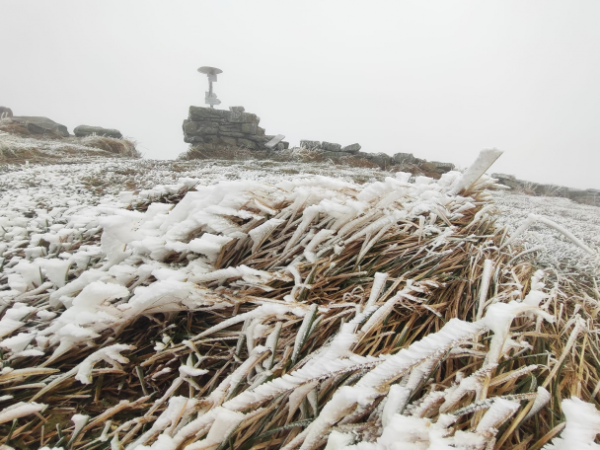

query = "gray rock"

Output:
[[189, 106, 229, 121], [430, 161, 455, 172], [0, 106, 13, 118], [74, 124, 123, 139], [220, 136, 238, 146], [228, 112, 260, 124], [229, 106, 245, 120], [300, 140, 321, 149], [182, 120, 219, 136], [356, 152, 392, 169], [237, 138, 257, 149], [184, 135, 205, 144], [241, 122, 258, 134], [11, 116, 69, 137], [341, 143, 361, 153], [218, 131, 246, 138], [392, 153, 418, 165], [321, 141, 342, 151]]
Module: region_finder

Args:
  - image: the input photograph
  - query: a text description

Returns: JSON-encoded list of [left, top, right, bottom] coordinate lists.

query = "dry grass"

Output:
[[0, 131, 141, 165], [0, 173, 598, 450]]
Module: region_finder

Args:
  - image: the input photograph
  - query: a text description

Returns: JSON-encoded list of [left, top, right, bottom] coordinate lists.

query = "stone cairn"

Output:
[[183, 106, 289, 151]]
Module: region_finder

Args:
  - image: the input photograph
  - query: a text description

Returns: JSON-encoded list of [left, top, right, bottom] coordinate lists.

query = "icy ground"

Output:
[[1, 156, 600, 449], [1, 157, 598, 273]]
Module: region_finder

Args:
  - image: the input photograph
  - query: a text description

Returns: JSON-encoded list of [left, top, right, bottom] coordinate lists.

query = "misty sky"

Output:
[[2, 1, 599, 189]]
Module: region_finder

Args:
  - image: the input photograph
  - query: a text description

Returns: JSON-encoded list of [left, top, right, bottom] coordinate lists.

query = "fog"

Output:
[[2, 0, 599, 189]]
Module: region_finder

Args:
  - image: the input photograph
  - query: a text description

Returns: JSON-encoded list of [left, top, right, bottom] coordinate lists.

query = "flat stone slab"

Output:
[[74, 125, 123, 139], [265, 134, 286, 149]]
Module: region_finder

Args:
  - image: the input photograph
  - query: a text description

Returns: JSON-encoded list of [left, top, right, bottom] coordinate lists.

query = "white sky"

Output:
[[2, 1, 599, 189]]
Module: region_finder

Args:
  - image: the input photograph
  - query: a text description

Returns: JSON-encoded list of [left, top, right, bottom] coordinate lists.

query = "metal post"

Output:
[[198, 66, 222, 108]]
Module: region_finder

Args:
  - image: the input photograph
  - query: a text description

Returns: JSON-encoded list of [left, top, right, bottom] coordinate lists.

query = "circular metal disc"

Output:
[[198, 66, 223, 75]]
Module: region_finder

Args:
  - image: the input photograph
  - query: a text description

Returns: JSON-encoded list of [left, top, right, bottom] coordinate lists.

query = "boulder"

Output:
[[321, 141, 342, 151], [341, 143, 361, 153], [356, 152, 392, 169], [392, 152, 418, 165], [229, 106, 245, 120], [0, 106, 13, 118], [74, 125, 123, 139], [11, 116, 69, 137], [300, 140, 321, 149], [430, 161, 455, 173]]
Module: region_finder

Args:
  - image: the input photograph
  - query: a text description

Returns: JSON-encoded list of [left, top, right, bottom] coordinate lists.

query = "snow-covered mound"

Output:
[[1, 155, 599, 450]]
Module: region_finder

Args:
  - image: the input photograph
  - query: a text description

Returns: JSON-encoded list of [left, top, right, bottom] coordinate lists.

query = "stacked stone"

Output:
[[300, 140, 362, 158], [183, 106, 289, 151]]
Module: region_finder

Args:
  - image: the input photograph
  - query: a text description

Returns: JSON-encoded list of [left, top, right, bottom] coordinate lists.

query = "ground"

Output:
[[1, 148, 600, 450]]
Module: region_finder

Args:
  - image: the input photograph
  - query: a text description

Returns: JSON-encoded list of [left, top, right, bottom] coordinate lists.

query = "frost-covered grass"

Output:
[[1, 150, 600, 450], [0, 131, 140, 164]]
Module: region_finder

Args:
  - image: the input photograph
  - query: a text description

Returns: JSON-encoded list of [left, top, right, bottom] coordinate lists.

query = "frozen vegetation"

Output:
[[0, 148, 599, 450]]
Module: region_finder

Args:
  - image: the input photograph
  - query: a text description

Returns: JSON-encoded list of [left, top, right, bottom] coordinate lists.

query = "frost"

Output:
[[75, 344, 134, 384], [543, 398, 600, 449], [0, 401, 47, 424]]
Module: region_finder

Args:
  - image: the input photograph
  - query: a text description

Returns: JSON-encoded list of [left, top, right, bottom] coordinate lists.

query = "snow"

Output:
[[0, 151, 598, 448], [543, 397, 600, 449]]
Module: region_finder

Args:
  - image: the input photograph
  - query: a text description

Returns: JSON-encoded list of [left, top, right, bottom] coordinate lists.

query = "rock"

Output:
[[300, 140, 321, 149], [228, 112, 259, 124], [321, 141, 342, 151], [74, 125, 123, 139], [218, 131, 246, 138], [184, 135, 205, 144], [430, 161, 455, 173], [356, 152, 392, 169], [237, 138, 257, 149], [220, 136, 238, 146], [392, 153, 418, 165], [241, 123, 258, 134], [341, 143, 361, 153], [229, 106, 245, 120], [189, 106, 229, 121], [0, 106, 13, 118], [183, 120, 219, 136], [11, 116, 69, 137]]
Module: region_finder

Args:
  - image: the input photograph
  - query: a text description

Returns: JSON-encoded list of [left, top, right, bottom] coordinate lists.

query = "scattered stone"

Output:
[[492, 173, 600, 207], [392, 153, 418, 165], [355, 152, 393, 169], [321, 141, 342, 151], [341, 143, 361, 153], [300, 140, 321, 149], [0, 106, 13, 118], [430, 161, 455, 171], [74, 125, 123, 139], [11, 116, 69, 137]]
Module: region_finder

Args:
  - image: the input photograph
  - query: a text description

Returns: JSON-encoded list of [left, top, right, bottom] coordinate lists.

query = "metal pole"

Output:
[[208, 80, 214, 108]]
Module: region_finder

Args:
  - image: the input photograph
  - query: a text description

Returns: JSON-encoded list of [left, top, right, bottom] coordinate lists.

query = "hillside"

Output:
[[1, 136, 600, 450]]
